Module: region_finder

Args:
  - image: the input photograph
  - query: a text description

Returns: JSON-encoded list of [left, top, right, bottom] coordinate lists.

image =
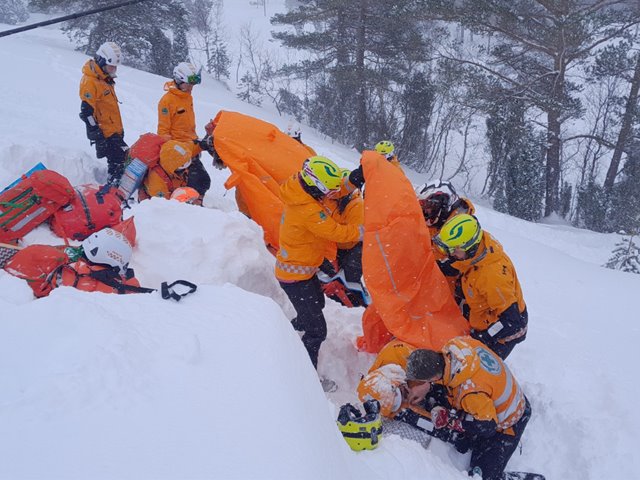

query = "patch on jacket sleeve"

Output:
[[161, 107, 169, 115], [319, 211, 327, 220], [84, 92, 92, 99]]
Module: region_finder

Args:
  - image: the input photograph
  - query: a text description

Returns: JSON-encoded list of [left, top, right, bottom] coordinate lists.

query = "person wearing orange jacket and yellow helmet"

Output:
[[433, 214, 528, 359], [276, 156, 363, 376], [139, 140, 194, 200], [157, 62, 211, 203], [79, 42, 128, 187], [374, 140, 403, 170]]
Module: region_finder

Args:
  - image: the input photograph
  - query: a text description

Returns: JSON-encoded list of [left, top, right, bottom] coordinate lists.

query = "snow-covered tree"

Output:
[[62, 0, 189, 77], [605, 233, 640, 274], [1, 0, 29, 24]]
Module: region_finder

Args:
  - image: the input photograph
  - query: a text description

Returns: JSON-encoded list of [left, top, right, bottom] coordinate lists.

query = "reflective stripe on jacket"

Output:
[[443, 336, 526, 432]]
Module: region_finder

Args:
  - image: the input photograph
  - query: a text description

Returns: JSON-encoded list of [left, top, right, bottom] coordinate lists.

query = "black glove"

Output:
[[437, 259, 460, 277], [195, 135, 214, 153], [348, 165, 365, 190], [87, 125, 104, 143]]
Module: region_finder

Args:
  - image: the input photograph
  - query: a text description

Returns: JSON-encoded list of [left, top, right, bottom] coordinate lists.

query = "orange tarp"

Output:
[[213, 111, 312, 249], [361, 151, 469, 350]]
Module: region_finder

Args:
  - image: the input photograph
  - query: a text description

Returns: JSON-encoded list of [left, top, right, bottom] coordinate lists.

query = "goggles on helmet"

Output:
[[302, 163, 341, 195], [433, 227, 482, 255], [186, 70, 202, 85]]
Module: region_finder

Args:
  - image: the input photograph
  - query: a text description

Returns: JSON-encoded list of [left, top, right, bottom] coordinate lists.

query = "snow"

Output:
[[1, 9, 640, 480]]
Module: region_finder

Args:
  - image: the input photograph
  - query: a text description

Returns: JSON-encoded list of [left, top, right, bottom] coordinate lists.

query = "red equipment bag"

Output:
[[3, 244, 70, 297], [50, 184, 123, 241], [0, 170, 74, 243], [129, 133, 168, 168]]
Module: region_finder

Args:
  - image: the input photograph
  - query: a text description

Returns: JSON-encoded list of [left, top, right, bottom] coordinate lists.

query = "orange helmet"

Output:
[[170, 187, 200, 204]]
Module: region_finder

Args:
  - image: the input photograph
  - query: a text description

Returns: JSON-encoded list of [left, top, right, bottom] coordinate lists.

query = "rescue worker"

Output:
[[317, 188, 368, 308], [276, 156, 363, 381], [79, 42, 128, 186], [415, 180, 475, 239], [405, 336, 531, 480], [415, 180, 476, 290], [138, 140, 194, 200], [374, 140, 402, 170], [433, 214, 528, 359], [157, 62, 211, 204]]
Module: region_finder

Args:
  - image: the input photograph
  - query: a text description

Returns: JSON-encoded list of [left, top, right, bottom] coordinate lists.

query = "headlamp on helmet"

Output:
[[300, 156, 343, 196], [374, 140, 395, 160], [433, 214, 483, 256], [336, 400, 383, 451]]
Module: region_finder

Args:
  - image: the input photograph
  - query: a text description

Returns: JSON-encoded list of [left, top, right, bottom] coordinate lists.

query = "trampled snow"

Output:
[[1, 9, 639, 480]]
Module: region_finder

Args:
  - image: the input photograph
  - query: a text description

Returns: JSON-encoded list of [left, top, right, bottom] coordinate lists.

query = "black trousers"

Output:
[[96, 134, 127, 186], [187, 156, 212, 196], [472, 305, 528, 360], [337, 242, 363, 283], [279, 276, 326, 369], [470, 398, 531, 480]]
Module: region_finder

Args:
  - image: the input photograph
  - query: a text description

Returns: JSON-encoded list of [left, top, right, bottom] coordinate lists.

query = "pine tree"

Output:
[[486, 98, 544, 221], [62, 0, 189, 76], [605, 234, 640, 274], [420, 0, 640, 216], [272, 0, 430, 150], [0, 0, 28, 24]]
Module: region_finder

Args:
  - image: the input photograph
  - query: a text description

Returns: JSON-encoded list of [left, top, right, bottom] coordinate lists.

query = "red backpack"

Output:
[[50, 184, 123, 241], [0, 170, 74, 243]]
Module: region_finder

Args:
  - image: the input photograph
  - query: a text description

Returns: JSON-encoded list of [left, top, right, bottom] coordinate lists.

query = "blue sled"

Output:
[[0, 162, 47, 194]]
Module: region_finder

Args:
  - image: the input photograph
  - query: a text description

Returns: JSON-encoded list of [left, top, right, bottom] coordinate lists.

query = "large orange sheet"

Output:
[[361, 151, 469, 349], [212, 111, 312, 249]]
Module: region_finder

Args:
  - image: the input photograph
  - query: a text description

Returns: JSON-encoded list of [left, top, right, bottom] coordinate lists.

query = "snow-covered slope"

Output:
[[1, 14, 639, 480]]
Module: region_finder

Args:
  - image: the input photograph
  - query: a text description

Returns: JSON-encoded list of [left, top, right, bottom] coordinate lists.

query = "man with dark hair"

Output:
[[406, 336, 531, 480]]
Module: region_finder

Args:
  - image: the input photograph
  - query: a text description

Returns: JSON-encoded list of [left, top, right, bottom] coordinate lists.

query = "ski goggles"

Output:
[[433, 229, 481, 255], [302, 167, 341, 196], [187, 71, 202, 85]]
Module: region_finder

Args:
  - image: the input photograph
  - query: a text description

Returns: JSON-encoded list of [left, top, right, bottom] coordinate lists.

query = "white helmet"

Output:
[[173, 62, 201, 85], [95, 42, 122, 66], [415, 180, 460, 227], [82, 227, 133, 274]]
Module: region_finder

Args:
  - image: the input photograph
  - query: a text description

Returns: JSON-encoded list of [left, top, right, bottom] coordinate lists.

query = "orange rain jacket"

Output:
[[451, 232, 526, 332], [157, 81, 200, 156], [79, 60, 123, 138], [440, 336, 526, 434], [360, 151, 469, 350], [275, 175, 361, 282]]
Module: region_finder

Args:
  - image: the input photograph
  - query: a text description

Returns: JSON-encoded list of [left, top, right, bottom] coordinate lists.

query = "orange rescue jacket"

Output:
[[442, 336, 526, 433], [79, 60, 123, 138], [452, 232, 526, 332], [157, 81, 199, 155], [275, 175, 361, 282]]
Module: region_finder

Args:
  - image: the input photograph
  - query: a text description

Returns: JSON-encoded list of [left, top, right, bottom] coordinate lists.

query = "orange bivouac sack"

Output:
[[3, 244, 70, 297], [359, 151, 469, 350]]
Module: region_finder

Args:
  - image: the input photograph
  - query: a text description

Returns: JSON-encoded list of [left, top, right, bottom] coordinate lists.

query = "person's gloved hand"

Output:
[[431, 406, 464, 432], [196, 135, 214, 153]]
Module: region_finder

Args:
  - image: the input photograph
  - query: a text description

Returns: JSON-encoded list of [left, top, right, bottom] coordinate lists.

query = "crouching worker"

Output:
[[276, 156, 363, 385], [138, 140, 194, 201], [405, 336, 531, 480], [433, 214, 528, 359], [3, 227, 151, 298]]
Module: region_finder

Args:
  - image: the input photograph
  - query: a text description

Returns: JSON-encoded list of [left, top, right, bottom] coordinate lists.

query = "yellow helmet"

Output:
[[434, 214, 483, 255], [374, 140, 395, 160], [300, 156, 343, 194], [336, 400, 383, 451]]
